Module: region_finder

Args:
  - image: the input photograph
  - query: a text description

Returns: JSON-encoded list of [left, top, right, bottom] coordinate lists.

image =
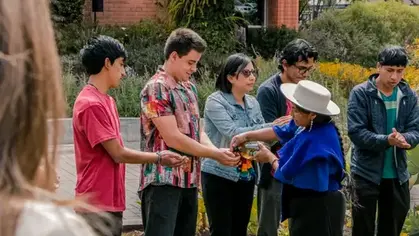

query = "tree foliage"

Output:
[[301, 1, 419, 67], [51, 0, 85, 24]]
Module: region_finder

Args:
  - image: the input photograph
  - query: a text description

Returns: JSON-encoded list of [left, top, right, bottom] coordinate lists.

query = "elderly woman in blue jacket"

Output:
[[202, 53, 275, 236], [231, 80, 346, 236]]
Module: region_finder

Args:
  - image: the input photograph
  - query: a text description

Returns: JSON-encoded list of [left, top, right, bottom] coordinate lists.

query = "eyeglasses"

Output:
[[240, 69, 258, 78], [294, 65, 315, 74]]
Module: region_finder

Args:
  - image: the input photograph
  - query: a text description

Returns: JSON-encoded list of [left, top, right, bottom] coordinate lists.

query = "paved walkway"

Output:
[[56, 143, 142, 226]]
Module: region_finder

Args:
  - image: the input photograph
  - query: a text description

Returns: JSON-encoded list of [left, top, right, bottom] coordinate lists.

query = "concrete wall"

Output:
[[58, 118, 142, 145]]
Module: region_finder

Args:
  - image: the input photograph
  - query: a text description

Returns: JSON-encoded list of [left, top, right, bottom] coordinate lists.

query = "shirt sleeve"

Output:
[[272, 119, 299, 145], [274, 137, 311, 181], [80, 105, 118, 148], [141, 81, 174, 119]]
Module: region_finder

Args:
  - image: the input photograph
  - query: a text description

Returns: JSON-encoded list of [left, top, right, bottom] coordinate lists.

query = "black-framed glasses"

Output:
[[294, 65, 315, 74]]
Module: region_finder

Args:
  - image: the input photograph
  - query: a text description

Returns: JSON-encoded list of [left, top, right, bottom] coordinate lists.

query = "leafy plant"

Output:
[[301, 1, 419, 67], [246, 26, 299, 59], [51, 0, 85, 24], [403, 209, 419, 236], [168, 0, 217, 26]]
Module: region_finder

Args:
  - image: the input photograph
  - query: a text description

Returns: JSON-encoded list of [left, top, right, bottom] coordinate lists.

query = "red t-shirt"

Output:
[[72, 85, 126, 212]]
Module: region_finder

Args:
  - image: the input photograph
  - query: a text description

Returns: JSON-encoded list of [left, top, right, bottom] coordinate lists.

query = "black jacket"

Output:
[[348, 74, 419, 185], [256, 73, 288, 188]]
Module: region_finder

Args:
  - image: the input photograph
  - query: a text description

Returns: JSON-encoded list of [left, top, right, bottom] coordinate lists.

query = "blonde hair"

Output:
[[0, 0, 65, 234]]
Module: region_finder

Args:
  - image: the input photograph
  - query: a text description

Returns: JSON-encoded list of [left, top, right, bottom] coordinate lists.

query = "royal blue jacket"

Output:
[[273, 120, 345, 192]]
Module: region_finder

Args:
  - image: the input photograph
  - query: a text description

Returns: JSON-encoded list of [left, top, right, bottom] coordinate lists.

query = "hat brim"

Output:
[[280, 83, 341, 116]]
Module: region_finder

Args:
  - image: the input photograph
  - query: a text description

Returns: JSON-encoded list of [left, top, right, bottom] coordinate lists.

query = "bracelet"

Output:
[[156, 152, 162, 165], [270, 158, 278, 166]]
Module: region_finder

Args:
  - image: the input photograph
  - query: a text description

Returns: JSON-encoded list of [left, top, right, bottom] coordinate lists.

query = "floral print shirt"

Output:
[[139, 68, 201, 190]]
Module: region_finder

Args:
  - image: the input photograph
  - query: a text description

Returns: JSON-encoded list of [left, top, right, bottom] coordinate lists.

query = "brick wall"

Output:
[[268, 0, 299, 29], [84, 0, 158, 25], [83, 0, 299, 29]]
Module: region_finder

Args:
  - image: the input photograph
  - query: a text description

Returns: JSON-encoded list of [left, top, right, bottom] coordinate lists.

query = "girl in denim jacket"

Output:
[[202, 53, 272, 236]]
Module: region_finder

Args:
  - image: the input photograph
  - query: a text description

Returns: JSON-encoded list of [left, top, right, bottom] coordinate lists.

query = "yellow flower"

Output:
[[318, 61, 419, 89]]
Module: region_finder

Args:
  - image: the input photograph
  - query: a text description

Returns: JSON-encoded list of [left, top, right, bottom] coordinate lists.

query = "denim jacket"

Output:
[[202, 91, 272, 182]]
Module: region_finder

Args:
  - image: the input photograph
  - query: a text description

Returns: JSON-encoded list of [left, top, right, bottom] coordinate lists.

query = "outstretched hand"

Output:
[[273, 115, 292, 126], [254, 142, 277, 164], [217, 148, 241, 167], [230, 134, 247, 152], [159, 150, 188, 167]]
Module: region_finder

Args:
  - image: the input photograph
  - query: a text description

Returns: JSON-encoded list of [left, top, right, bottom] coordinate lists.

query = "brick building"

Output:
[[83, 0, 299, 29]]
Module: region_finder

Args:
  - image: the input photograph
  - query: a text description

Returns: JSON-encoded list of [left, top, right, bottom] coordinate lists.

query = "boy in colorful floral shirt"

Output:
[[139, 28, 240, 236]]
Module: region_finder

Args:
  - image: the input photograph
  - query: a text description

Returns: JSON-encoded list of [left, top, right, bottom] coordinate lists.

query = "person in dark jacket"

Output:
[[348, 46, 419, 236], [255, 39, 318, 236]]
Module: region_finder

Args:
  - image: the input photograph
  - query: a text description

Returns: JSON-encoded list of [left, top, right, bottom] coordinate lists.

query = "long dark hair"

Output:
[[294, 106, 345, 160]]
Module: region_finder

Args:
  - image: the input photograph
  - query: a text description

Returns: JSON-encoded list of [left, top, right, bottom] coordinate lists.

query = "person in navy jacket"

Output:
[[231, 80, 346, 236]]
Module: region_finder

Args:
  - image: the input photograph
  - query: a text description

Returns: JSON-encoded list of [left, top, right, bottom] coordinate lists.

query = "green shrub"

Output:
[[55, 20, 244, 78], [246, 26, 299, 59], [301, 1, 419, 67], [51, 0, 85, 24]]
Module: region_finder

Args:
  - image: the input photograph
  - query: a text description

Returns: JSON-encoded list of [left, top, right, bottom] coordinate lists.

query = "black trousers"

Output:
[[201, 172, 255, 236], [286, 187, 346, 236], [351, 174, 410, 236], [79, 211, 123, 236], [139, 185, 198, 236]]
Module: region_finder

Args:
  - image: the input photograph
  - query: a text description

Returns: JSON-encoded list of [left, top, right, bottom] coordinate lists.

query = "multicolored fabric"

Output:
[[238, 158, 256, 181], [139, 68, 201, 191]]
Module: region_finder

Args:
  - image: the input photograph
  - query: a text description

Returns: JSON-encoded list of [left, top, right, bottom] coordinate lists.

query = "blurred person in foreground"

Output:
[[0, 0, 95, 235]]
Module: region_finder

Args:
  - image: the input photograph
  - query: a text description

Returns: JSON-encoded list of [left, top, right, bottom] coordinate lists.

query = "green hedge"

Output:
[[301, 1, 419, 67], [51, 0, 85, 24]]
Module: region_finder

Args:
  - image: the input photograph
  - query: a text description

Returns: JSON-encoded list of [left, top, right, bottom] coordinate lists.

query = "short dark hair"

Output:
[[215, 53, 256, 93], [80, 35, 127, 75], [164, 28, 207, 60], [378, 46, 408, 67], [277, 39, 318, 72]]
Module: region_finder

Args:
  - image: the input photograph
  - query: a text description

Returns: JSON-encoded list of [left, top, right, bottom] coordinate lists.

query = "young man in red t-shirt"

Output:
[[73, 35, 186, 236]]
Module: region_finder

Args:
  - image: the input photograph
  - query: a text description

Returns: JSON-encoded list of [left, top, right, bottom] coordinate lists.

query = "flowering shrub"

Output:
[[318, 62, 419, 90], [408, 38, 419, 68]]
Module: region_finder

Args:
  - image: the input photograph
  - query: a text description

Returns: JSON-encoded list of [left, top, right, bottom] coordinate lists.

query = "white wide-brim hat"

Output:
[[280, 80, 340, 116]]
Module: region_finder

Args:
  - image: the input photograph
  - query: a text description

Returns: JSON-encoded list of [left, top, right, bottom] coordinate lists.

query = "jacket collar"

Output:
[[366, 73, 412, 98], [221, 91, 254, 109]]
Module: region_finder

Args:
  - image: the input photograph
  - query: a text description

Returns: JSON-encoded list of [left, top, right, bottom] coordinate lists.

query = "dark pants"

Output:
[[288, 190, 346, 236], [79, 211, 123, 236], [201, 172, 255, 236], [257, 178, 282, 236], [351, 174, 410, 236], [139, 185, 198, 236]]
